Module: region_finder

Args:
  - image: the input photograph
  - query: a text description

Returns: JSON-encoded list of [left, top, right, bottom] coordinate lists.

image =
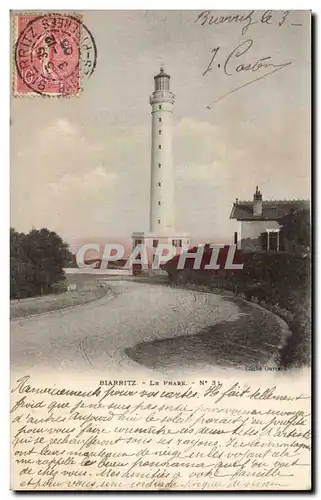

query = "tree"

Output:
[[10, 228, 35, 298], [279, 209, 311, 253], [10, 228, 73, 298]]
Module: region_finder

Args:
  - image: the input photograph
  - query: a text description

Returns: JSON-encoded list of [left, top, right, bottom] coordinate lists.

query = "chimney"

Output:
[[253, 186, 263, 216]]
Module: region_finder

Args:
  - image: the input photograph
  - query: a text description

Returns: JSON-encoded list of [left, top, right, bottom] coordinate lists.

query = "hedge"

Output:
[[165, 251, 311, 368]]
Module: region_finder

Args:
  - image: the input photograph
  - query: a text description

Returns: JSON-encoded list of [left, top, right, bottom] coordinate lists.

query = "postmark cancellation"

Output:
[[12, 12, 97, 97]]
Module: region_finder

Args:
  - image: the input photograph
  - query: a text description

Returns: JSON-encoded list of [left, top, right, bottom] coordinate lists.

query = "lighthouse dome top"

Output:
[[153, 66, 172, 93], [154, 66, 170, 79]]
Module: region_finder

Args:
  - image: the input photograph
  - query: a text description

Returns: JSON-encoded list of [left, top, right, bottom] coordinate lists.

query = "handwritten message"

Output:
[[193, 10, 308, 107], [194, 10, 303, 35], [11, 375, 311, 490]]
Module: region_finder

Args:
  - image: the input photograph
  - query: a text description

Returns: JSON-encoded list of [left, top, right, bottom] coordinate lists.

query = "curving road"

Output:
[[11, 281, 290, 378]]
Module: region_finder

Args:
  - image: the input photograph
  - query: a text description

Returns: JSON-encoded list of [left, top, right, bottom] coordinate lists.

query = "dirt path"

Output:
[[11, 281, 290, 377]]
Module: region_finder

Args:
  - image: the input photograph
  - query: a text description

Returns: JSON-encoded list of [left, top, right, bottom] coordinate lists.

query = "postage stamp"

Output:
[[13, 13, 97, 96]]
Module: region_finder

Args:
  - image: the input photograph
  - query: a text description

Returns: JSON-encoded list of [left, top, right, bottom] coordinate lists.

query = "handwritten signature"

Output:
[[203, 39, 293, 109]]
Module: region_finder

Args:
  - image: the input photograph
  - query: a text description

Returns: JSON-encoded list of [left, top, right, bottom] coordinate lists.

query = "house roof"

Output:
[[230, 199, 310, 221]]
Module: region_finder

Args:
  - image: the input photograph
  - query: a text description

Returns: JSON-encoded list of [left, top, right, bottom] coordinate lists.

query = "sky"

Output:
[[11, 10, 311, 249]]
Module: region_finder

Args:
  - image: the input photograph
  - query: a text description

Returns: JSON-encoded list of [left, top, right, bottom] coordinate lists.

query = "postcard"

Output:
[[10, 10, 311, 491]]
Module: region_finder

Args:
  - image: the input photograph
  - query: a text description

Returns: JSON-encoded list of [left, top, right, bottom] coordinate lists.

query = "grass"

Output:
[[169, 275, 311, 369], [10, 274, 109, 319]]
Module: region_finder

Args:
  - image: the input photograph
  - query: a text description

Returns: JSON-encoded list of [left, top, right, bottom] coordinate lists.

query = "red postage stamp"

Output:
[[14, 13, 97, 96]]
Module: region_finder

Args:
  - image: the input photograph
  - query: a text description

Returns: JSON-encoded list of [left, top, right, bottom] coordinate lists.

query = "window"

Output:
[[134, 239, 142, 246], [269, 232, 278, 252], [158, 130, 162, 135], [158, 163, 161, 168], [158, 201, 161, 206], [153, 239, 158, 248], [158, 182, 161, 187], [262, 230, 280, 251], [159, 105, 162, 110], [158, 144, 162, 149], [158, 117, 162, 122], [172, 239, 182, 248], [158, 219, 161, 224]]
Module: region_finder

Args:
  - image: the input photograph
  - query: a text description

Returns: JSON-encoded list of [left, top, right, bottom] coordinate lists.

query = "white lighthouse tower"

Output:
[[149, 66, 175, 234], [132, 67, 189, 270]]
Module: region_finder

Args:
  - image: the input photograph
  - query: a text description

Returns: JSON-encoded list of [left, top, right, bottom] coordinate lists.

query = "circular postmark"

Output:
[[14, 13, 97, 96]]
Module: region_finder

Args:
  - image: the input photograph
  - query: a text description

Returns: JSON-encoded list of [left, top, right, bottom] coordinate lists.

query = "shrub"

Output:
[[10, 228, 73, 299]]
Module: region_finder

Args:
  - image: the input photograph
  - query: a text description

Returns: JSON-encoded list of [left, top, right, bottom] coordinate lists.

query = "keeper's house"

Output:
[[230, 186, 309, 251]]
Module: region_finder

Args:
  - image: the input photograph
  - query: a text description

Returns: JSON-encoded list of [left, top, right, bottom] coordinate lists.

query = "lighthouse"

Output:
[[132, 67, 189, 270], [149, 66, 175, 234]]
